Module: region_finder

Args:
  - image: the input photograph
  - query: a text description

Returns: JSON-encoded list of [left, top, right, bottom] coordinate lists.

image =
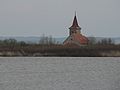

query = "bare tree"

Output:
[[39, 34, 57, 45], [97, 38, 114, 45], [88, 36, 97, 45]]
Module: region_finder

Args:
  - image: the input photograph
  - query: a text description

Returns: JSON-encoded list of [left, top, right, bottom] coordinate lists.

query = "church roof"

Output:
[[63, 33, 89, 45], [71, 14, 80, 28], [72, 34, 89, 44]]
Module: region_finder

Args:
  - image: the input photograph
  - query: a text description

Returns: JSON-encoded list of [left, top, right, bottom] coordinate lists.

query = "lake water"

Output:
[[0, 57, 120, 90]]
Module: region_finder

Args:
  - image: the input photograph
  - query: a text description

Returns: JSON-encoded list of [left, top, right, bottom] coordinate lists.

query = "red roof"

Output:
[[72, 34, 89, 44]]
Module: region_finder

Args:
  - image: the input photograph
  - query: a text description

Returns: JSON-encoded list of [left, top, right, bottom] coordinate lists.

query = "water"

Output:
[[0, 57, 120, 90]]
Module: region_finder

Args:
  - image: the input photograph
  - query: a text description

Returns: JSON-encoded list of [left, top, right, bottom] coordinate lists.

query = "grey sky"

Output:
[[0, 0, 120, 37]]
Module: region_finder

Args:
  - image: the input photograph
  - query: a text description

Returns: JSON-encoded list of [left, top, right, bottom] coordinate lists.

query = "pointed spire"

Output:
[[71, 12, 79, 27]]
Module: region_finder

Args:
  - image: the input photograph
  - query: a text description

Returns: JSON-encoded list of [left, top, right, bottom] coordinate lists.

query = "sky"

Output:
[[0, 0, 120, 37]]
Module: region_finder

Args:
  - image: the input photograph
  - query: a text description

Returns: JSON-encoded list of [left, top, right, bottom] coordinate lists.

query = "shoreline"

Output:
[[0, 46, 120, 57]]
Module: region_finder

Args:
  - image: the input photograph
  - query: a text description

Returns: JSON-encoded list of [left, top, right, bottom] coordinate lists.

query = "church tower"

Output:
[[69, 13, 81, 35], [63, 13, 89, 46]]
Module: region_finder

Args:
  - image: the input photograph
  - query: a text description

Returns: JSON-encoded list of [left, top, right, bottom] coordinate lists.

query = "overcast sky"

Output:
[[0, 0, 120, 37]]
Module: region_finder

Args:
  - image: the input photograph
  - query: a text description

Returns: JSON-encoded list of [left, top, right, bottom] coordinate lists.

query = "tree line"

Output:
[[0, 36, 119, 56], [0, 35, 58, 47], [88, 37, 115, 45], [0, 36, 116, 47]]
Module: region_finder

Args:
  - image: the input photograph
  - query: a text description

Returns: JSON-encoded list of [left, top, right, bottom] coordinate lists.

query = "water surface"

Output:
[[0, 57, 120, 90]]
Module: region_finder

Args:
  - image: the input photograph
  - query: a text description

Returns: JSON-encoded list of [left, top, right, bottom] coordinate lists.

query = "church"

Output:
[[63, 13, 89, 46]]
